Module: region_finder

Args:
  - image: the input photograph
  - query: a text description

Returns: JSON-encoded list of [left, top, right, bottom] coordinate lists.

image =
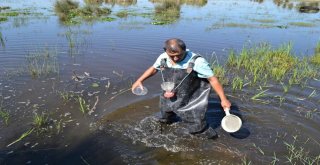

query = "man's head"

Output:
[[164, 38, 186, 63]]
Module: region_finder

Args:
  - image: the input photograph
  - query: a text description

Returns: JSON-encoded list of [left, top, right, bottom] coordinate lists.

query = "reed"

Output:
[[232, 76, 243, 90], [226, 42, 319, 87]]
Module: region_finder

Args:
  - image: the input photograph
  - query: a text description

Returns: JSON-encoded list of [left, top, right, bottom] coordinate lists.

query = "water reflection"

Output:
[[252, 0, 320, 13], [104, 0, 137, 6], [152, 1, 181, 25], [149, 0, 207, 25], [54, 0, 112, 25], [150, 0, 207, 7]]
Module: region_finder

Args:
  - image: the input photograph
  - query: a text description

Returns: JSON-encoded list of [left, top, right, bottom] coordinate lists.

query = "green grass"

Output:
[[152, 1, 180, 25], [54, 0, 111, 25], [283, 136, 320, 164], [310, 41, 320, 65], [7, 128, 34, 147], [0, 17, 8, 22], [289, 22, 315, 27], [0, 109, 9, 125], [225, 42, 319, 86], [33, 113, 48, 128], [251, 18, 276, 23], [77, 96, 89, 114], [0, 6, 11, 11], [58, 91, 74, 104], [25, 48, 59, 78], [116, 11, 129, 18]]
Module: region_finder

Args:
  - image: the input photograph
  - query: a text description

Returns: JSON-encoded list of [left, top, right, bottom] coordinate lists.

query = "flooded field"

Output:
[[0, 0, 320, 164]]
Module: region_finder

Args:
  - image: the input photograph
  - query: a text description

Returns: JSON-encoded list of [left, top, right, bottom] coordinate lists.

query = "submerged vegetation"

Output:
[[25, 48, 59, 78]]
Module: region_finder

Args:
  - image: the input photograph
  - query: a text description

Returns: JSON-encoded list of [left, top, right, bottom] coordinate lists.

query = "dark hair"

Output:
[[163, 38, 186, 52]]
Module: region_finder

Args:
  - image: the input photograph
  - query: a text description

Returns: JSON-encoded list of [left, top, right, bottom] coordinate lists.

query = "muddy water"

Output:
[[1, 0, 320, 164]]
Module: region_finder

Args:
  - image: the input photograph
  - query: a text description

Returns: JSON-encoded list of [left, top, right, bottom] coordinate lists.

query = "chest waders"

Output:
[[159, 55, 211, 134]]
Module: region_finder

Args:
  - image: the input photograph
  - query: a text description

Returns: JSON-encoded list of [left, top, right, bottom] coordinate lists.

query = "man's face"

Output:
[[165, 44, 185, 63]]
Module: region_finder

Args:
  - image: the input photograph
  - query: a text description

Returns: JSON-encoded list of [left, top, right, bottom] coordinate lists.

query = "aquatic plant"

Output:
[[240, 156, 252, 165], [283, 136, 320, 164], [58, 91, 74, 104], [116, 11, 129, 18], [289, 22, 315, 27], [7, 128, 34, 147], [226, 42, 319, 86], [152, 1, 180, 25], [0, 6, 11, 11], [251, 88, 269, 103], [54, 0, 112, 25], [232, 76, 244, 91], [213, 65, 228, 85], [0, 109, 9, 125], [25, 48, 59, 78], [310, 41, 320, 65], [0, 17, 8, 22], [33, 113, 48, 129], [77, 96, 89, 114]]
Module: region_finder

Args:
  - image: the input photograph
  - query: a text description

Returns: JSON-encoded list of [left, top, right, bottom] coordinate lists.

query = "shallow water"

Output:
[[0, 0, 320, 164]]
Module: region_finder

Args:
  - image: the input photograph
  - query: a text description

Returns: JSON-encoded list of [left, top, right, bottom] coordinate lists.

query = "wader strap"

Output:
[[187, 55, 201, 73], [160, 58, 167, 70]]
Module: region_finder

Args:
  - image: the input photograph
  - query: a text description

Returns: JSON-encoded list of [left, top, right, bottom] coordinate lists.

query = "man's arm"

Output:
[[207, 76, 231, 110], [131, 66, 157, 92]]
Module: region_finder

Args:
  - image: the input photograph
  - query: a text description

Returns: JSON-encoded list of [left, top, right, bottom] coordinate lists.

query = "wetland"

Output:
[[0, 0, 320, 164]]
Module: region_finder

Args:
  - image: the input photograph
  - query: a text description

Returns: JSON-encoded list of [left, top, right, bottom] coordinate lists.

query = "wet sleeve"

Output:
[[193, 57, 214, 78]]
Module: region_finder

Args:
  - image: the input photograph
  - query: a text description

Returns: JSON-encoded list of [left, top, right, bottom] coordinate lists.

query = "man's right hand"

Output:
[[131, 81, 143, 93]]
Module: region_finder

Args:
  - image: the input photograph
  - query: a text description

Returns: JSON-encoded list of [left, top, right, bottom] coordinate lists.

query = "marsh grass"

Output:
[[251, 18, 276, 23], [0, 109, 9, 125], [58, 91, 74, 104], [152, 1, 180, 25], [77, 96, 89, 114], [116, 11, 129, 18], [26, 48, 59, 78], [226, 42, 319, 87], [33, 113, 48, 129], [7, 128, 34, 147], [232, 76, 244, 91], [310, 41, 320, 65], [0, 17, 8, 22], [289, 22, 315, 27], [54, 0, 111, 25], [283, 136, 320, 164]]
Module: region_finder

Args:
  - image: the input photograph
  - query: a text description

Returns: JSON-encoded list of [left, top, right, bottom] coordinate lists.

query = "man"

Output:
[[132, 38, 231, 138]]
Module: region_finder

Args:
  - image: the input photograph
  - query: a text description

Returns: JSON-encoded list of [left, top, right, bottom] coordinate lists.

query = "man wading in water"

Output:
[[132, 38, 231, 139]]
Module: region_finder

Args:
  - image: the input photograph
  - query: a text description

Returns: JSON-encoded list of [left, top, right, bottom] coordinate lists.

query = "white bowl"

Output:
[[161, 82, 175, 92], [132, 86, 148, 95]]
